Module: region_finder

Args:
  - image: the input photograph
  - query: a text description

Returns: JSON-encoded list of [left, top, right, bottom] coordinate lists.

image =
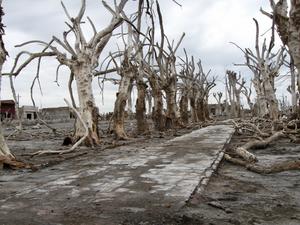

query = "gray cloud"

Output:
[[1, 0, 289, 112]]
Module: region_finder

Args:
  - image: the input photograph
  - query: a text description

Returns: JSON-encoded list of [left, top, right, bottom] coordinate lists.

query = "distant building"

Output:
[[40, 107, 75, 121], [0, 100, 16, 120], [208, 103, 225, 116], [20, 105, 38, 120]]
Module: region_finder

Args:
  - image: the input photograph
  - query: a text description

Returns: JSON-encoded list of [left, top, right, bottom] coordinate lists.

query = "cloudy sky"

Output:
[[1, 0, 286, 112]]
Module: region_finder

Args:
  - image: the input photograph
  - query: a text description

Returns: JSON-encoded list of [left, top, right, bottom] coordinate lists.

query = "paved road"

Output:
[[0, 125, 234, 225]]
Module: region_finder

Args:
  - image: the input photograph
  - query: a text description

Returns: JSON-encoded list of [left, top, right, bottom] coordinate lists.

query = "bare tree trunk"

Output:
[[263, 0, 299, 116], [257, 95, 269, 118], [265, 81, 279, 120], [146, 89, 152, 116], [196, 97, 205, 122], [236, 94, 242, 117], [150, 78, 165, 131], [179, 93, 189, 125], [113, 71, 133, 139], [136, 81, 149, 134], [0, 123, 13, 159], [73, 66, 100, 146], [190, 97, 198, 123], [127, 82, 133, 117], [204, 97, 210, 120], [165, 82, 177, 129], [0, 1, 13, 159], [289, 58, 297, 113]]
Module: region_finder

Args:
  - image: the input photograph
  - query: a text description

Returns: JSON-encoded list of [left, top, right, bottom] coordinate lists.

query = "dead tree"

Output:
[[0, 1, 33, 169], [241, 83, 254, 116], [232, 18, 285, 120], [154, 2, 185, 129], [112, 53, 135, 140], [262, 1, 300, 112], [132, 0, 150, 134], [225, 71, 245, 118], [178, 52, 196, 125], [5, 0, 128, 146], [144, 63, 165, 131], [108, 0, 150, 138], [178, 54, 216, 123], [287, 57, 298, 113], [195, 61, 216, 122], [0, 0, 13, 160]]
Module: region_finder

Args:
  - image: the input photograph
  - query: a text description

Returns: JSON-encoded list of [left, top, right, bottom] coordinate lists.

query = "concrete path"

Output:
[[0, 125, 234, 225]]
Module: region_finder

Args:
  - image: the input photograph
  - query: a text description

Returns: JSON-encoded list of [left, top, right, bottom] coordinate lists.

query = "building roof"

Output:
[[41, 107, 70, 111], [21, 105, 38, 111], [1, 100, 15, 104]]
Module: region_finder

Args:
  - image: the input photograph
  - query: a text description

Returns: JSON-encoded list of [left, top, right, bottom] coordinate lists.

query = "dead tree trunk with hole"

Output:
[[232, 18, 285, 120], [5, 0, 128, 146]]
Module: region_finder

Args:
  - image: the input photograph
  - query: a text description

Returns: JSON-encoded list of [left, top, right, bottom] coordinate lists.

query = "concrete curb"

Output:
[[187, 127, 234, 203]]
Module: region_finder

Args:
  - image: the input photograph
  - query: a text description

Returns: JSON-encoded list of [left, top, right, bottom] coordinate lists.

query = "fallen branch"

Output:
[[234, 147, 258, 162], [225, 154, 300, 174], [241, 131, 285, 150], [30, 98, 88, 157], [240, 122, 269, 137], [233, 131, 285, 163]]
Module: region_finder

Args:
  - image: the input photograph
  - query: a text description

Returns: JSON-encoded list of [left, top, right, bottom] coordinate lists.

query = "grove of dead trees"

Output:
[[0, 0, 300, 177]]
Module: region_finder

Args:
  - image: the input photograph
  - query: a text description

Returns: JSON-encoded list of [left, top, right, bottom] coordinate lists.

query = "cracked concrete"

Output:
[[0, 125, 234, 225]]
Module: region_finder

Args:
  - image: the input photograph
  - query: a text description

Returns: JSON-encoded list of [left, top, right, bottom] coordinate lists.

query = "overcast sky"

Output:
[[1, 0, 287, 112]]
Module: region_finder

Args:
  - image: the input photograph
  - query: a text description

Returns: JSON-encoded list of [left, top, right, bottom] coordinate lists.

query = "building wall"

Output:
[[20, 106, 38, 120], [40, 107, 73, 121]]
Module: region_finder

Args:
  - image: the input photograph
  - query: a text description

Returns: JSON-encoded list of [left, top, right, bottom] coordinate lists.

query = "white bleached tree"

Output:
[[5, 0, 128, 146]]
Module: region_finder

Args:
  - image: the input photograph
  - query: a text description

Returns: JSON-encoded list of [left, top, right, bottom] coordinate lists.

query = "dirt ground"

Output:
[[2, 120, 197, 170], [1, 121, 300, 225], [180, 134, 300, 225], [117, 132, 300, 225]]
